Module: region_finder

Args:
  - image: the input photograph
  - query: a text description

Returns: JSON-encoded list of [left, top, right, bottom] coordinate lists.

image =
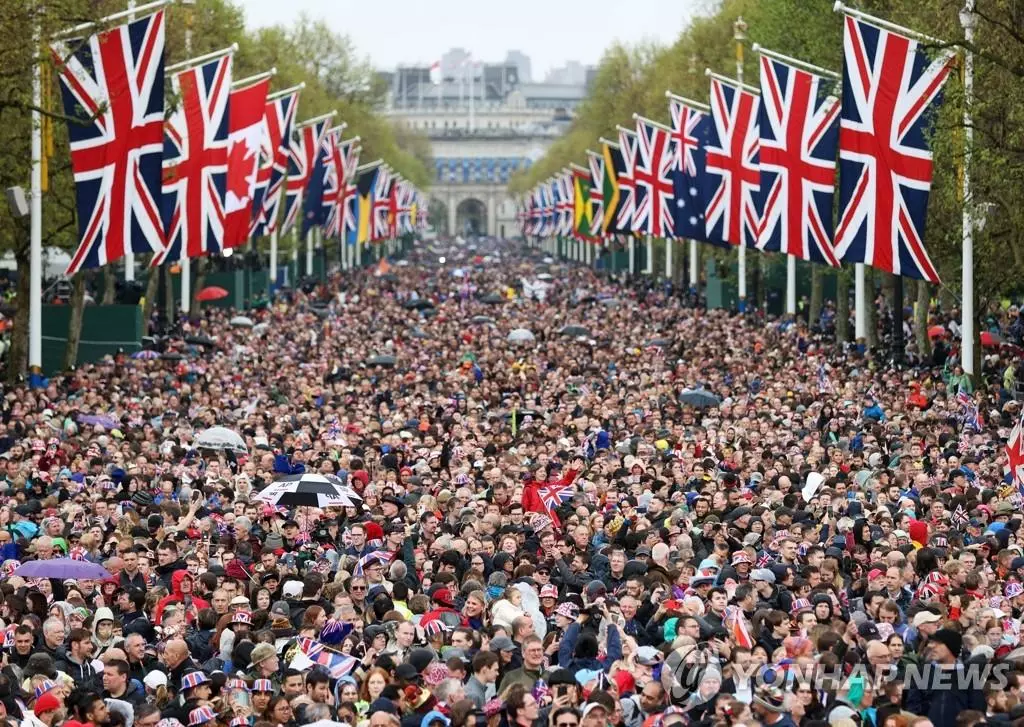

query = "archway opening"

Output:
[[455, 198, 486, 237]]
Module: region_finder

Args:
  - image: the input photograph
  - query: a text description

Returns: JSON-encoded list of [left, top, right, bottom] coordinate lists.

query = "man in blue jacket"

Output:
[[906, 628, 985, 727]]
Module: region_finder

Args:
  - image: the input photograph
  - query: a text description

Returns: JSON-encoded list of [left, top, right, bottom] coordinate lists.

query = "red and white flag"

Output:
[[223, 79, 269, 248]]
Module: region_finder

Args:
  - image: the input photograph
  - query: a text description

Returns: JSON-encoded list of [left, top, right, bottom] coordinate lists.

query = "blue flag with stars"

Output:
[[667, 97, 718, 245]]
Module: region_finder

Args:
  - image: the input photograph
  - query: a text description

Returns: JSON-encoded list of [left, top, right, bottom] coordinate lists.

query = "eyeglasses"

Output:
[[351, 586, 366, 592], [557, 721, 579, 727]]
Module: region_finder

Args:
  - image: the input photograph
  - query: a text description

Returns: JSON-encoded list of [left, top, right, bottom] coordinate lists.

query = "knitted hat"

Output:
[[34, 693, 61, 717]]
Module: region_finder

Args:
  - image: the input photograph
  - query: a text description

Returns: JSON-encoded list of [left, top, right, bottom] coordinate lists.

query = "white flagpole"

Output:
[[178, 4, 195, 315], [855, 263, 866, 340], [306, 229, 314, 276], [123, 0, 138, 283], [665, 238, 672, 282], [961, 0, 976, 375], [29, 20, 42, 371], [628, 237, 636, 276], [786, 256, 797, 316], [269, 228, 278, 287], [689, 240, 698, 290], [645, 235, 654, 275]]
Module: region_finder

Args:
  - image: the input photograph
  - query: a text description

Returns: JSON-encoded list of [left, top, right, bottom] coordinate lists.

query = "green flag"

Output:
[[573, 166, 594, 239]]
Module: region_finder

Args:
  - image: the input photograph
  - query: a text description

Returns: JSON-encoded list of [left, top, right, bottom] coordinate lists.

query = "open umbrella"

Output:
[[366, 354, 397, 367], [14, 558, 111, 580], [254, 474, 362, 509], [481, 293, 505, 305], [195, 426, 248, 454], [131, 350, 159, 360], [599, 298, 621, 307], [927, 325, 947, 339], [185, 335, 216, 347], [408, 328, 430, 339], [402, 299, 434, 310], [507, 328, 536, 344], [560, 325, 590, 337], [196, 286, 229, 302], [471, 315, 495, 325], [160, 352, 187, 361], [644, 338, 672, 347], [230, 315, 254, 328], [679, 388, 722, 409], [537, 273, 554, 281]]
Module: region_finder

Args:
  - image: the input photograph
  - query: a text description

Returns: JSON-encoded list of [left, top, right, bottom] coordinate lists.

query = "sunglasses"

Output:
[[557, 722, 579, 727]]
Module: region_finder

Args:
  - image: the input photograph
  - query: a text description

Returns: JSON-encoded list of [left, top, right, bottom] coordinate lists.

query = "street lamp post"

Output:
[[960, 0, 976, 375], [734, 17, 747, 311]]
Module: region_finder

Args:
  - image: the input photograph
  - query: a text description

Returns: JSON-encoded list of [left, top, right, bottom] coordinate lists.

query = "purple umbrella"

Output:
[[13, 558, 111, 580], [76, 414, 119, 430]]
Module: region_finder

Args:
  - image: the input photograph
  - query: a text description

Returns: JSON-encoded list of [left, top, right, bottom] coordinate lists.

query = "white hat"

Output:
[[282, 581, 303, 599], [144, 671, 168, 690]]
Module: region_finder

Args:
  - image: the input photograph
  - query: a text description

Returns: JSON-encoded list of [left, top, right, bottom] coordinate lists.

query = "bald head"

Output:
[[163, 638, 188, 668]]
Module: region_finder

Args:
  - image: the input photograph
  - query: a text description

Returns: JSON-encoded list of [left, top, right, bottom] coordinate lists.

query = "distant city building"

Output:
[[376, 50, 593, 237]]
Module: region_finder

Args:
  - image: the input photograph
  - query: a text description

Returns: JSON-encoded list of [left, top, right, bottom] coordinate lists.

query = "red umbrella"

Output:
[[196, 286, 229, 302], [927, 325, 946, 339], [981, 331, 1003, 348]]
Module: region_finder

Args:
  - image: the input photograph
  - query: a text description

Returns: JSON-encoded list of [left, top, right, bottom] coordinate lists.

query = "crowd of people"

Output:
[[0, 239, 1021, 727]]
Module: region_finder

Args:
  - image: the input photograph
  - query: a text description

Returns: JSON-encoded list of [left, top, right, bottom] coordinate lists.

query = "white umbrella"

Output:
[[507, 328, 536, 344], [230, 315, 254, 328], [194, 426, 248, 454], [254, 473, 362, 508]]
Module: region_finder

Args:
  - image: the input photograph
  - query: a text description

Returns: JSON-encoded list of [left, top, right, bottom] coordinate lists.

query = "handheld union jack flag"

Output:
[[282, 119, 329, 237], [615, 127, 639, 233], [834, 15, 955, 283], [52, 11, 167, 274], [295, 636, 358, 679], [704, 75, 761, 248], [633, 117, 675, 238], [537, 483, 575, 515], [755, 55, 841, 266], [250, 91, 298, 238], [667, 96, 712, 243], [156, 54, 233, 265]]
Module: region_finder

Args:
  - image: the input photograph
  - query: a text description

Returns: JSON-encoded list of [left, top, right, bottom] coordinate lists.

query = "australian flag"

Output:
[[667, 97, 713, 243]]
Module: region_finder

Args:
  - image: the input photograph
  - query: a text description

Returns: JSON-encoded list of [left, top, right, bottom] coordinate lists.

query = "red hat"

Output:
[[364, 522, 384, 542], [34, 692, 61, 717]]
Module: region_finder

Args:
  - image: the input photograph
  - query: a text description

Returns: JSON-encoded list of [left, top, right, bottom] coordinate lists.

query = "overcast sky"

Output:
[[238, 0, 704, 79]]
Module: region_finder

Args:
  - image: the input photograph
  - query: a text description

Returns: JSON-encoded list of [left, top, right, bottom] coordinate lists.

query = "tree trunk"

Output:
[[809, 265, 824, 329], [6, 247, 30, 383], [164, 265, 175, 324], [190, 256, 208, 314], [101, 266, 116, 304], [864, 269, 877, 349], [62, 273, 86, 370], [836, 269, 850, 345], [142, 260, 159, 332], [915, 280, 932, 358]]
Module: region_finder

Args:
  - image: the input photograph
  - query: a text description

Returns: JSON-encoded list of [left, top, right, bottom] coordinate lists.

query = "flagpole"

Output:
[[666, 237, 672, 284], [123, 0, 139, 284], [54, 0, 175, 38], [855, 263, 866, 340], [960, 0, 976, 376], [306, 229, 314, 277], [690, 239, 698, 292], [232, 67, 276, 89], [29, 18, 42, 372], [787, 256, 797, 318], [733, 17, 748, 311], [178, 0, 196, 316], [269, 228, 278, 289]]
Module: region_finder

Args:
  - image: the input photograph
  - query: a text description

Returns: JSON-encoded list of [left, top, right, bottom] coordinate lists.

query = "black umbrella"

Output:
[[644, 338, 672, 347], [366, 354, 397, 367], [253, 474, 362, 508], [481, 293, 505, 305], [402, 299, 434, 310], [471, 315, 496, 325], [560, 325, 590, 337], [381, 273, 399, 282], [160, 352, 187, 361], [408, 329, 430, 339], [185, 335, 216, 347]]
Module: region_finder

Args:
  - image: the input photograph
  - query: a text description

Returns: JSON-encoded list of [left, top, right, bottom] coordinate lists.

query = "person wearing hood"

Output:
[[153, 571, 210, 626], [90, 607, 117, 657], [154, 541, 188, 592], [557, 604, 622, 673]]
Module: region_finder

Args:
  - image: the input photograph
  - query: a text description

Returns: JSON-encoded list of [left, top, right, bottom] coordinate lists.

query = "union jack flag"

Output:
[[834, 16, 955, 283], [755, 55, 841, 266], [541, 182, 556, 236], [704, 76, 761, 248], [371, 168, 393, 240], [250, 91, 298, 238], [282, 119, 329, 237], [1008, 409, 1024, 490], [554, 172, 574, 236], [633, 117, 675, 237], [537, 483, 574, 514], [52, 11, 167, 274], [341, 159, 361, 244], [322, 134, 359, 240], [529, 186, 544, 235], [587, 151, 605, 234], [155, 54, 233, 264], [295, 637, 358, 679], [616, 127, 639, 233], [667, 97, 712, 243], [395, 180, 414, 235]]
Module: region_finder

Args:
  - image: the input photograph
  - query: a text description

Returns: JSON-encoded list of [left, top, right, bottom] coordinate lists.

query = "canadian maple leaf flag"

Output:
[[224, 79, 269, 248]]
